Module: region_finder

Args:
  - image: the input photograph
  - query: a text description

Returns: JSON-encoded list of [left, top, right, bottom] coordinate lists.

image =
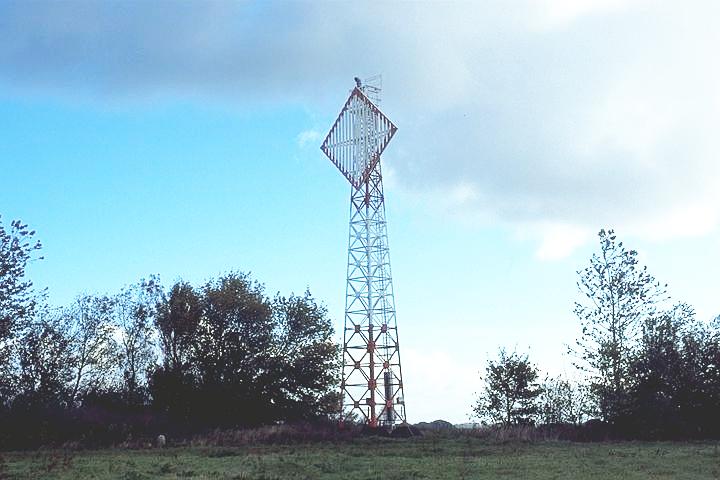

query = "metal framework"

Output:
[[321, 78, 406, 429]]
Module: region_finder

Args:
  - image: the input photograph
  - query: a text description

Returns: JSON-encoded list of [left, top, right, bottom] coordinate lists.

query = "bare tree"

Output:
[[66, 294, 118, 404], [115, 278, 161, 404], [538, 376, 592, 425], [572, 229, 667, 422]]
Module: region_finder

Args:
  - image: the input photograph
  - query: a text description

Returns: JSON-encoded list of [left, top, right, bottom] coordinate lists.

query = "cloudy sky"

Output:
[[1, 0, 718, 423]]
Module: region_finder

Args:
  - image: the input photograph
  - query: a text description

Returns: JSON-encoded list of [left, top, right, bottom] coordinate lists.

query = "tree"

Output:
[[66, 294, 118, 405], [149, 282, 201, 422], [151, 275, 342, 426], [155, 281, 200, 374], [626, 305, 720, 437], [474, 349, 542, 426], [0, 217, 42, 402], [193, 272, 274, 425], [115, 278, 161, 405], [572, 229, 666, 423], [15, 308, 73, 408], [692, 316, 720, 436], [538, 376, 591, 425], [269, 291, 340, 420]]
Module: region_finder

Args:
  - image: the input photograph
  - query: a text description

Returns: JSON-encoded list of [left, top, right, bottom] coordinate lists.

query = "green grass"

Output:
[[2, 436, 720, 479]]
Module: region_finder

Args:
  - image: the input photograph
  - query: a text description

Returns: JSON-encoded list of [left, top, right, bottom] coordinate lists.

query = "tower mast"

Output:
[[321, 77, 406, 429]]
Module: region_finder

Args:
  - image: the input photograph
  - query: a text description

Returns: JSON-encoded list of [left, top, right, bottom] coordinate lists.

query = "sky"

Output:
[[1, 0, 719, 423]]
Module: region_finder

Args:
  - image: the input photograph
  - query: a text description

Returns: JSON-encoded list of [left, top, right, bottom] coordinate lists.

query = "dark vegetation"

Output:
[[2, 215, 720, 451], [0, 215, 339, 449], [474, 230, 720, 440]]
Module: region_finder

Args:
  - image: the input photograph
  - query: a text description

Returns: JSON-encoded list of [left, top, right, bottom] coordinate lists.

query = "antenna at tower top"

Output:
[[361, 75, 382, 105]]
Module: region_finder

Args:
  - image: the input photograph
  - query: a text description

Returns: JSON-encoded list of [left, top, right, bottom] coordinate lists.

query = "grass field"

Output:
[[2, 436, 719, 479]]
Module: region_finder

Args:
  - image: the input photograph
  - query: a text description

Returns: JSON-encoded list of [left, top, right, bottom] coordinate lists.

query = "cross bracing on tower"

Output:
[[321, 77, 407, 429]]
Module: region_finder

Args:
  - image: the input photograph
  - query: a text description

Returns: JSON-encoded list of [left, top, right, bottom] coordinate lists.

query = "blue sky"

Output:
[[1, 0, 719, 423]]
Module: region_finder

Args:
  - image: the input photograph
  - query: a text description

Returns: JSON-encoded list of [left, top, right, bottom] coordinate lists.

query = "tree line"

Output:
[[474, 229, 720, 439], [4, 215, 720, 444], [0, 216, 339, 448]]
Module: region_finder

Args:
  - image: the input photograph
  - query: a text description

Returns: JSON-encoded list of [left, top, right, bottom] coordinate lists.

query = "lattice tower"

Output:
[[320, 77, 406, 429]]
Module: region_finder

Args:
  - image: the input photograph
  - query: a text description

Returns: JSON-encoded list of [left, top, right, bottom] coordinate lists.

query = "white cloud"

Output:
[[534, 224, 594, 261], [530, 0, 645, 30], [632, 199, 720, 240], [296, 129, 320, 148], [2, 1, 719, 256], [447, 182, 480, 206]]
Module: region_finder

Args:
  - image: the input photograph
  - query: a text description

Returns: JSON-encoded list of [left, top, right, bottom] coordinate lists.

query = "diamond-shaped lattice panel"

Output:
[[321, 88, 397, 189]]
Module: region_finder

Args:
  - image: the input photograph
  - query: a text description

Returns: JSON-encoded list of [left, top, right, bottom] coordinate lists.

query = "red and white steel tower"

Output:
[[321, 77, 407, 429]]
